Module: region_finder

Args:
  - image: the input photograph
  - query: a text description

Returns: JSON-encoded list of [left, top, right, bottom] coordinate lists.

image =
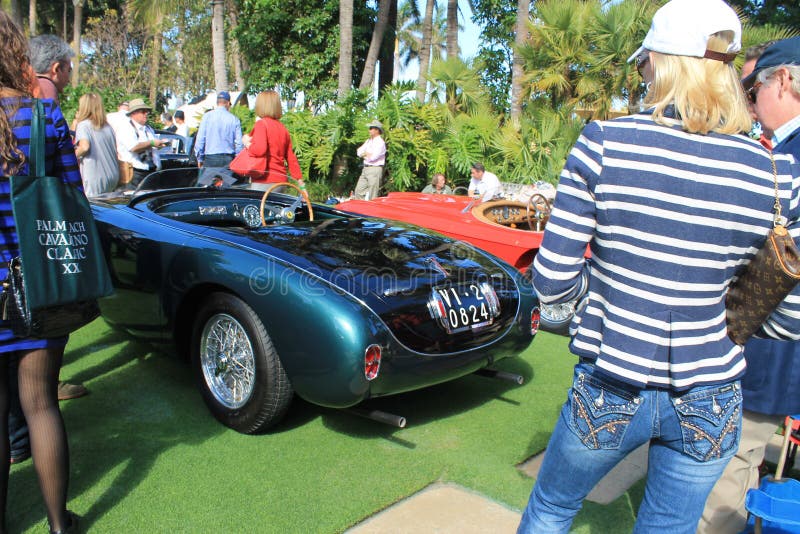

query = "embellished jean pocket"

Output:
[[567, 367, 642, 450], [672, 382, 742, 462]]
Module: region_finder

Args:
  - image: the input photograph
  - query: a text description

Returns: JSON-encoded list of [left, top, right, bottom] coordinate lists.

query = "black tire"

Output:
[[191, 292, 293, 433]]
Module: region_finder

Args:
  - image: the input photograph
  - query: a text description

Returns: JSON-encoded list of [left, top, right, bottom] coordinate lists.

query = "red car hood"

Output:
[[337, 193, 544, 272]]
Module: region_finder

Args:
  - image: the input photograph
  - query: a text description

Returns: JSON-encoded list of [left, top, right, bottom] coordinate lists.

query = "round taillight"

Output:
[[364, 344, 382, 381], [531, 307, 540, 335]]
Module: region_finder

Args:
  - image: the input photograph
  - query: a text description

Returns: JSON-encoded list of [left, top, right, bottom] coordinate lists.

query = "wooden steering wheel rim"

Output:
[[526, 193, 552, 231], [259, 182, 314, 226]]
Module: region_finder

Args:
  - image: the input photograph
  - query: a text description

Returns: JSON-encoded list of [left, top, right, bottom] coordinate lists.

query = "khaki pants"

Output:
[[697, 410, 784, 534], [118, 160, 133, 187], [354, 165, 383, 200]]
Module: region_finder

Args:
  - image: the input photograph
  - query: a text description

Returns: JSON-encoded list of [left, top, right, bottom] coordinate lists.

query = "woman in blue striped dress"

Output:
[[517, 1, 800, 533], [0, 10, 81, 534]]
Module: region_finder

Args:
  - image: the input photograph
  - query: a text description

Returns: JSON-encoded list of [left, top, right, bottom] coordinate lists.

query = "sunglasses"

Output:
[[746, 81, 763, 105], [636, 53, 650, 76]]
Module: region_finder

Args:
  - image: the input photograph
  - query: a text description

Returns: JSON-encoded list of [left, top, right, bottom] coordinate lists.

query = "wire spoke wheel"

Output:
[[192, 292, 293, 434], [200, 313, 256, 409]]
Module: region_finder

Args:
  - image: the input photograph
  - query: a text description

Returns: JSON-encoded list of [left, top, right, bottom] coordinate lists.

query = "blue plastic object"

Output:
[[743, 413, 800, 534], [744, 478, 800, 532]]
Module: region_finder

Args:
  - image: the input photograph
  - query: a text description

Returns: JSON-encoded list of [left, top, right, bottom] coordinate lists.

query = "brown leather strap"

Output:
[[703, 50, 738, 63]]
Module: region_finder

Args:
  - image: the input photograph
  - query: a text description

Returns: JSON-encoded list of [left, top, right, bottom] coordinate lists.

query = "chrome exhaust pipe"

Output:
[[346, 408, 407, 428], [474, 368, 524, 385]]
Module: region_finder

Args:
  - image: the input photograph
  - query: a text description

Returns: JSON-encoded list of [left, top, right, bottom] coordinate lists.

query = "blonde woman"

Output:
[[242, 90, 304, 189], [517, 0, 800, 532], [74, 92, 119, 195]]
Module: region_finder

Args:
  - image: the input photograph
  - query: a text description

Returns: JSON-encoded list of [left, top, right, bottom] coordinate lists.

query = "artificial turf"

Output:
[[8, 320, 642, 533]]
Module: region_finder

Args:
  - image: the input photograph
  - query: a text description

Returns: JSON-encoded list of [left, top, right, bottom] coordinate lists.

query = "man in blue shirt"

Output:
[[699, 36, 800, 534], [193, 91, 243, 171]]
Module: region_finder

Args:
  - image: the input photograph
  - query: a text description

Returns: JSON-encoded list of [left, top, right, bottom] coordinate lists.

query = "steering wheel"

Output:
[[260, 182, 314, 226], [526, 193, 552, 231], [453, 186, 469, 196]]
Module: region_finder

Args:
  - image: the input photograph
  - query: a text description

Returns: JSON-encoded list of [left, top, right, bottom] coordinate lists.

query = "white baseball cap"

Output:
[[627, 0, 741, 64]]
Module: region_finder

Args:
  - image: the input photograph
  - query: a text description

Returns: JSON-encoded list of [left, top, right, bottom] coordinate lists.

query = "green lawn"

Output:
[[8, 320, 641, 533]]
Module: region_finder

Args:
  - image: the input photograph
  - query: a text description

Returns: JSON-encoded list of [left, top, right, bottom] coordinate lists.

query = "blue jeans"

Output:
[[202, 153, 234, 169], [518, 363, 742, 534], [7, 352, 30, 457]]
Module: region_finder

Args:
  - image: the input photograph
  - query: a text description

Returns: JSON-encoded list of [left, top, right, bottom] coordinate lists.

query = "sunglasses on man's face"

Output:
[[746, 81, 763, 105]]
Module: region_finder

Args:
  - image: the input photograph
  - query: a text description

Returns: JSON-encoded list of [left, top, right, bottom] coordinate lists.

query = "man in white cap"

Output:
[[354, 119, 386, 200]]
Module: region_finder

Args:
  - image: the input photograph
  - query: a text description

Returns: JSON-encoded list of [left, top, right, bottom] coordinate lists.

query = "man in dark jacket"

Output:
[[699, 36, 800, 534]]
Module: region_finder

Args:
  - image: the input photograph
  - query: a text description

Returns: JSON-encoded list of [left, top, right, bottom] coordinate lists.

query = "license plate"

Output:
[[428, 282, 501, 334]]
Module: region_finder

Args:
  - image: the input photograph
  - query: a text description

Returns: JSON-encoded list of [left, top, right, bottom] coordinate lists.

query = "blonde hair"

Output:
[[74, 93, 107, 129], [254, 91, 282, 120], [645, 32, 751, 135]]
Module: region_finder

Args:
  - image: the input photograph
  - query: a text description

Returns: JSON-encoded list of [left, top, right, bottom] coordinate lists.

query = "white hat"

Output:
[[627, 0, 741, 64]]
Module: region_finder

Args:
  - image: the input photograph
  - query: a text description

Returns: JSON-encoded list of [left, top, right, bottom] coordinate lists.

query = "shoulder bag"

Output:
[[726, 151, 800, 345], [1, 99, 114, 338], [230, 120, 268, 179]]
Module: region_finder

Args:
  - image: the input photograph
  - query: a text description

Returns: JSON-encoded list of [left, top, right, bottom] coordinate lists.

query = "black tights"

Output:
[[0, 348, 69, 533]]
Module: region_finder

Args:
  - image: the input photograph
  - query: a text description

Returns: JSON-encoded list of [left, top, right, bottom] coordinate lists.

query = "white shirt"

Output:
[[106, 110, 130, 157], [772, 113, 800, 147], [469, 171, 501, 201], [117, 119, 161, 171], [356, 135, 386, 166], [175, 123, 189, 140]]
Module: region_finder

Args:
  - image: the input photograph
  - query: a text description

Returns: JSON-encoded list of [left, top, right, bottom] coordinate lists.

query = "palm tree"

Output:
[[71, 0, 85, 87], [227, 1, 246, 90], [446, 0, 458, 58], [29, 0, 36, 35], [211, 0, 227, 92], [510, 0, 530, 122], [416, 0, 435, 101], [516, 0, 598, 108], [359, 0, 392, 90], [397, 0, 445, 73], [428, 57, 489, 116], [338, 0, 354, 100], [129, 0, 168, 105]]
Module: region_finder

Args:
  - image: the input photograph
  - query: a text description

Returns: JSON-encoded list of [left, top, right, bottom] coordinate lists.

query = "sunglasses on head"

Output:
[[636, 53, 650, 76]]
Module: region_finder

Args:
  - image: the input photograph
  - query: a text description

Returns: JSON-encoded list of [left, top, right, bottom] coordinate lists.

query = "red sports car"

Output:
[[337, 192, 574, 333]]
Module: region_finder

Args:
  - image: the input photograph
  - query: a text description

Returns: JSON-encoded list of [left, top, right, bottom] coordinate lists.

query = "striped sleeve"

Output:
[[531, 121, 600, 303], [45, 100, 82, 190]]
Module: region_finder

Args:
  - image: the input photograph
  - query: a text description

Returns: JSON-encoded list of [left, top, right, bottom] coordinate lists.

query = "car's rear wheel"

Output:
[[191, 292, 293, 433]]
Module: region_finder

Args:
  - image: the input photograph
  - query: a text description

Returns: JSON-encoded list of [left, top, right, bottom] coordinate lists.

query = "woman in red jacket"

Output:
[[243, 90, 304, 189]]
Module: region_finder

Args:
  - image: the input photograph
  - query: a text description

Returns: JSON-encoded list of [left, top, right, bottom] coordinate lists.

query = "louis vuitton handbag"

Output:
[[726, 152, 800, 345], [1, 99, 113, 338]]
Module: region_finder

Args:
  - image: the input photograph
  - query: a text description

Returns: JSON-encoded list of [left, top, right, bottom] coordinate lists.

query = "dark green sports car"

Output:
[[91, 168, 540, 433]]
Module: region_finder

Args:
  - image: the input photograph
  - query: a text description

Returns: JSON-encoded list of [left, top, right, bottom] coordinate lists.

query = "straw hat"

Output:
[[126, 98, 152, 115]]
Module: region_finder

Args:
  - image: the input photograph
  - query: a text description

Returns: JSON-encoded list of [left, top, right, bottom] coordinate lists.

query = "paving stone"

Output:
[[346, 482, 521, 534]]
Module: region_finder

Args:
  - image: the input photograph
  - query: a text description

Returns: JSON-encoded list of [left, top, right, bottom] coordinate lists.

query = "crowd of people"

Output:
[[2, 1, 800, 532]]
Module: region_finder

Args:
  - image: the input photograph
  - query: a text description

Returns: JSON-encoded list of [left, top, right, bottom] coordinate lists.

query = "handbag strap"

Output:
[[28, 98, 45, 178]]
